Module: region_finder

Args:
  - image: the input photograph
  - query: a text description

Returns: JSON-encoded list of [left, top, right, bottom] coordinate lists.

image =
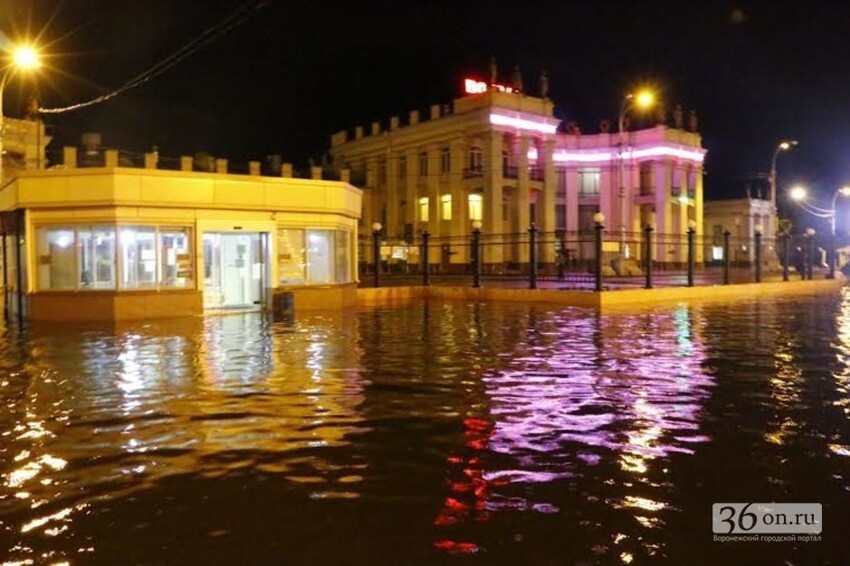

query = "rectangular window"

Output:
[[419, 152, 428, 177], [36, 227, 76, 290], [418, 197, 430, 222], [555, 204, 567, 229], [399, 156, 407, 178], [78, 226, 116, 289], [639, 162, 653, 195], [441, 148, 451, 173], [334, 230, 350, 283], [277, 228, 306, 284], [468, 194, 483, 221], [378, 160, 387, 185], [119, 227, 157, 289], [160, 227, 193, 288], [578, 169, 600, 195], [441, 194, 452, 220], [556, 168, 567, 198], [306, 230, 333, 284]]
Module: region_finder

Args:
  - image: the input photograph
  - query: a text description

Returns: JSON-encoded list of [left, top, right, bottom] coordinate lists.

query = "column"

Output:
[[483, 131, 504, 266], [449, 138, 468, 265], [540, 139, 557, 264], [517, 136, 531, 264]]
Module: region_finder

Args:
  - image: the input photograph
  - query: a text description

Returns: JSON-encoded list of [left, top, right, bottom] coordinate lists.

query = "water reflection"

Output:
[[0, 295, 849, 564]]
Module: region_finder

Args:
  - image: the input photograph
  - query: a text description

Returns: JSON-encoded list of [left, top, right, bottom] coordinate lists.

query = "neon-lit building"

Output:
[[0, 148, 361, 321], [329, 76, 706, 269]]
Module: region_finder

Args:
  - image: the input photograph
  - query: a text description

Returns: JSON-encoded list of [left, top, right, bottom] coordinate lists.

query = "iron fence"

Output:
[[358, 226, 832, 290]]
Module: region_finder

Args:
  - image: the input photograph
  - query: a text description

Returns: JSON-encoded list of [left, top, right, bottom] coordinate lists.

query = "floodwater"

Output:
[[2, 293, 850, 564]]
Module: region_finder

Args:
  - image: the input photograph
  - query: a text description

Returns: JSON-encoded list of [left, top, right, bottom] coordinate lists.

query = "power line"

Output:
[[38, 0, 269, 114]]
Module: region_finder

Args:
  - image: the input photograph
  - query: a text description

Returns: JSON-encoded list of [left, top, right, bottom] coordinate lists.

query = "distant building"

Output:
[[329, 74, 706, 270], [703, 196, 776, 265], [0, 148, 361, 321], [0, 116, 49, 185]]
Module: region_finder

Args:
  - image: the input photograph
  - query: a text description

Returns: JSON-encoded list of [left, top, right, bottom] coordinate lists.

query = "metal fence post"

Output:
[[754, 228, 763, 283], [723, 229, 731, 285], [472, 222, 482, 288], [687, 221, 696, 287], [594, 215, 604, 292], [421, 230, 431, 286], [644, 224, 653, 289], [372, 222, 382, 288], [782, 233, 790, 282], [528, 224, 538, 289], [556, 229, 566, 280]]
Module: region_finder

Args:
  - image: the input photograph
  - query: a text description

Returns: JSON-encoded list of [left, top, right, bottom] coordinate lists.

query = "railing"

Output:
[[503, 166, 518, 179], [359, 227, 830, 290], [463, 167, 483, 179]]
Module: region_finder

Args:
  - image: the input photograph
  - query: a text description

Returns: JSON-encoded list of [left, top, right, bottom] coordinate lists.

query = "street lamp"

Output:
[[617, 88, 656, 254], [1, 44, 42, 186], [790, 185, 850, 278]]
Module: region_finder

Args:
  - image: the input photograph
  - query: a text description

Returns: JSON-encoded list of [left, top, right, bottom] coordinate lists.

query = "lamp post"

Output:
[[789, 185, 850, 279], [753, 223, 763, 283], [371, 222, 382, 288], [768, 140, 797, 245], [1, 45, 42, 187], [617, 89, 655, 254]]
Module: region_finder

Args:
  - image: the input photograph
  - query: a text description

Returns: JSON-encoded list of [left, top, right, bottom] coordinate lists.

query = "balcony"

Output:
[[463, 167, 483, 179], [503, 165, 518, 179], [639, 184, 654, 196], [529, 167, 545, 181]]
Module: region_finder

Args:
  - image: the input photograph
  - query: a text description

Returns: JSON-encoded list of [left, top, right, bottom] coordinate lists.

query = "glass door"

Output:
[[203, 232, 265, 309]]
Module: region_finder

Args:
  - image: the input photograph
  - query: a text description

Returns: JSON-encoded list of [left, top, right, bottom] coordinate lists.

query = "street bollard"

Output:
[[556, 229, 566, 280], [723, 229, 731, 285], [754, 229, 762, 283], [528, 224, 538, 289], [827, 232, 836, 279], [806, 230, 815, 280]]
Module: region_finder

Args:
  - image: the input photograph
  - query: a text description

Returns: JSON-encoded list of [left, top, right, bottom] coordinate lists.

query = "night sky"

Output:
[[3, 1, 850, 224]]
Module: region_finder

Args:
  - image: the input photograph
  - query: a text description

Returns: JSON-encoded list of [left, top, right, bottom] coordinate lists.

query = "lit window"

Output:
[[419, 152, 428, 177], [441, 147, 451, 173], [160, 227, 193, 288], [468, 194, 483, 221], [579, 168, 600, 195], [441, 194, 452, 220], [306, 230, 334, 284], [36, 227, 76, 290], [277, 229, 306, 284], [120, 227, 157, 289], [418, 197, 430, 222], [78, 226, 116, 290]]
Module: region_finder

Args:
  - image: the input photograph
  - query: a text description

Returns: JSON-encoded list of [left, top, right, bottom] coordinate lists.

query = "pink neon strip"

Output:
[[489, 113, 558, 134], [552, 146, 705, 164]]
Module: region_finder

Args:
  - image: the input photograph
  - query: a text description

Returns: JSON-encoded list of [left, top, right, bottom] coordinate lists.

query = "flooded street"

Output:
[[2, 293, 849, 564]]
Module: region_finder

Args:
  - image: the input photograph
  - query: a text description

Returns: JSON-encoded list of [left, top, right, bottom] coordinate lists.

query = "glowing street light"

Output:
[[617, 87, 657, 253], [788, 184, 850, 278], [1, 43, 43, 186]]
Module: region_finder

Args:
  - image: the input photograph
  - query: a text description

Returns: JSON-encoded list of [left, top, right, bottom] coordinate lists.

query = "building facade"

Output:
[[329, 79, 706, 270], [703, 197, 776, 265], [0, 148, 361, 321]]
